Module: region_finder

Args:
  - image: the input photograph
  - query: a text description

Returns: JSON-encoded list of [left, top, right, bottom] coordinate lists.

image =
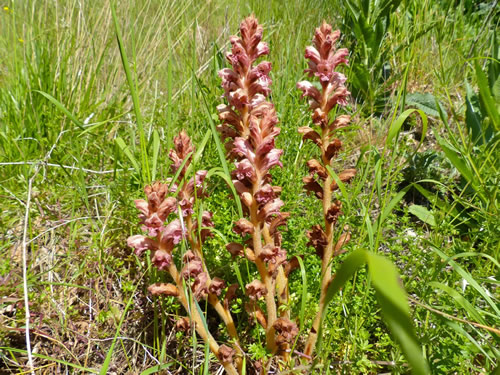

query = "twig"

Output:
[[21, 129, 65, 374], [0, 161, 133, 175]]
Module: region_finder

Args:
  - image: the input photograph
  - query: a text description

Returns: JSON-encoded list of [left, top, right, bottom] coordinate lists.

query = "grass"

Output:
[[0, 0, 498, 373]]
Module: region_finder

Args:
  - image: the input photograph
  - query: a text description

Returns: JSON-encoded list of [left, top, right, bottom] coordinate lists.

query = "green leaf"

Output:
[[465, 83, 485, 145], [33, 90, 84, 130], [296, 256, 307, 332], [320, 249, 429, 375], [378, 185, 411, 229], [110, 1, 149, 183], [115, 136, 140, 174], [435, 135, 474, 184], [367, 252, 429, 375], [476, 60, 499, 130], [430, 246, 500, 316], [139, 363, 173, 375], [429, 281, 486, 325], [386, 109, 428, 148], [151, 129, 160, 181], [100, 280, 139, 374], [408, 204, 436, 226], [405, 92, 448, 122]]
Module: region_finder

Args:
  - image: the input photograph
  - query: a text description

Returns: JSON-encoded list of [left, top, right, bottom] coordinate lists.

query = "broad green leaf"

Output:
[[465, 83, 485, 145], [323, 249, 367, 308], [406, 92, 448, 122], [367, 252, 429, 375], [408, 204, 436, 226], [476, 60, 499, 130], [320, 249, 429, 375]]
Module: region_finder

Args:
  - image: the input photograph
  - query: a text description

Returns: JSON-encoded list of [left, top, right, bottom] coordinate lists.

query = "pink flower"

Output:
[[297, 81, 322, 104], [192, 272, 208, 300], [258, 198, 284, 221], [179, 198, 194, 217], [182, 259, 203, 279], [226, 242, 244, 257], [304, 46, 321, 64], [233, 159, 256, 182], [232, 138, 255, 161], [152, 249, 172, 270], [245, 280, 267, 300], [127, 235, 158, 256], [254, 184, 275, 205], [208, 277, 226, 297], [233, 218, 254, 236], [134, 199, 149, 221], [257, 148, 283, 173], [160, 219, 184, 250]]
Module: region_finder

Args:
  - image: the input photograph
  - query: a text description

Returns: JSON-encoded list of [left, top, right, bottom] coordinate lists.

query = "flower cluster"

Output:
[[217, 15, 297, 359], [126, 18, 365, 375], [128, 131, 241, 374], [218, 15, 288, 265], [127, 131, 213, 272], [296, 22, 355, 358]]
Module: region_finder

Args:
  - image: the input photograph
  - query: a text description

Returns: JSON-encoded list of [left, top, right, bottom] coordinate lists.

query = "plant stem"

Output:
[[167, 262, 239, 375], [251, 177, 277, 352]]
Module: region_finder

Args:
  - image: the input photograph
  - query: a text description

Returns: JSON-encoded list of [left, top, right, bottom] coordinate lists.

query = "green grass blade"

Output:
[[296, 256, 307, 332], [151, 129, 160, 181], [206, 168, 243, 218], [139, 363, 173, 375], [378, 185, 411, 231], [429, 281, 486, 325], [33, 90, 84, 130], [100, 285, 138, 375], [110, 1, 149, 183], [1, 347, 98, 373], [115, 136, 141, 174], [386, 108, 427, 147], [430, 246, 500, 316]]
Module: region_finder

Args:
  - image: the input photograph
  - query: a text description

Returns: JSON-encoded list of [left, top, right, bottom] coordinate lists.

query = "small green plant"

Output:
[[340, 0, 403, 112], [127, 16, 428, 374]]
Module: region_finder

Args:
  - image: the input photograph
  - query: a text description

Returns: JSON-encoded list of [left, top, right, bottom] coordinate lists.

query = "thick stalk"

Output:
[[303, 173, 334, 357], [185, 215, 243, 369], [251, 177, 277, 352], [262, 225, 289, 319], [167, 263, 239, 375], [304, 93, 336, 357]]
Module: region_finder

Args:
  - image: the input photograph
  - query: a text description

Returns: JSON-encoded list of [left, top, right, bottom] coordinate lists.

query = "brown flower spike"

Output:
[[296, 22, 354, 358], [218, 15, 290, 355]]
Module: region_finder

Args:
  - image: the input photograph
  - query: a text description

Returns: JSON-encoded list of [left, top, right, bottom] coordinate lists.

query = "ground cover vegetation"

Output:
[[0, 0, 498, 374]]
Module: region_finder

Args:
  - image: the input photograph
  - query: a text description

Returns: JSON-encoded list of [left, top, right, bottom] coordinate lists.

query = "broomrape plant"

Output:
[[127, 16, 426, 374]]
